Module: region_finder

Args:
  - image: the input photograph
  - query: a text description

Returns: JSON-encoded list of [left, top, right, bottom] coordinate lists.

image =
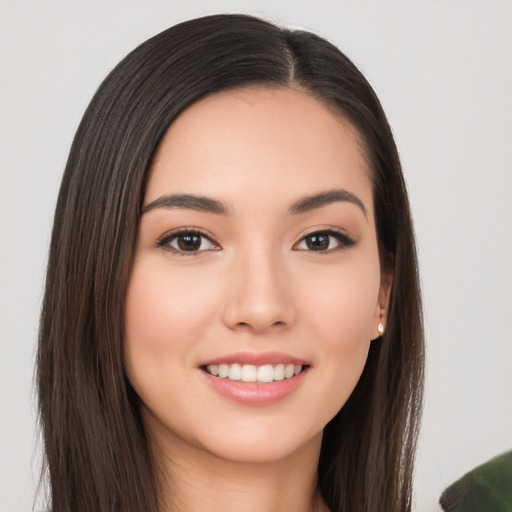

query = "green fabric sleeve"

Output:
[[439, 450, 512, 512]]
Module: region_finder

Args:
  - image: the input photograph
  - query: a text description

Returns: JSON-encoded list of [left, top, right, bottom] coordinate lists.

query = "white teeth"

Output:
[[218, 364, 229, 378], [274, 364, 285, 381], [228, 363, 242, 381], [205, 363, 304, 383], [257, 364, 274, 383], [241, 364, 257, 382]]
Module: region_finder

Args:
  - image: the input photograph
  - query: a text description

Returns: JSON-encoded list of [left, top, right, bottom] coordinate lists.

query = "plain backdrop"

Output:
[[1, 1, 511, 511]]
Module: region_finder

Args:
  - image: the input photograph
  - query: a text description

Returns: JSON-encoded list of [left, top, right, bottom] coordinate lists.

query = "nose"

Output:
[[220, 248, 296, 334]]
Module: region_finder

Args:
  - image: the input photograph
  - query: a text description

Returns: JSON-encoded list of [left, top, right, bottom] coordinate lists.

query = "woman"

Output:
[[37, 13, 424, 512]]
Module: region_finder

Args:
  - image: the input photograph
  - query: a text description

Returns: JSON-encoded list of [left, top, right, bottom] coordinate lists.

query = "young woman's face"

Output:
[[125, 87, 388, 464]]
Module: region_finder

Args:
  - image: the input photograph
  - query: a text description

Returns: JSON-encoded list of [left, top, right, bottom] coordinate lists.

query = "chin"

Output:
[[201, 399, 352, 466], [195, 421, 324, 465]]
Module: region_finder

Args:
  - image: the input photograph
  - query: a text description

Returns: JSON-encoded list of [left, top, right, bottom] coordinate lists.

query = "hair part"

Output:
[[37, 13, 424, 512]]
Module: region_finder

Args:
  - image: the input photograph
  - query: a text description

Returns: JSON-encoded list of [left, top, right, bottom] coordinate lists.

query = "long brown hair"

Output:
[[37, 13, 424, 512]]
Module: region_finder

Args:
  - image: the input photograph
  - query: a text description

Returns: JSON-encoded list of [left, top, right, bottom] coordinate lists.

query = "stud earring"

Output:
[[378, 321, 384, 336]]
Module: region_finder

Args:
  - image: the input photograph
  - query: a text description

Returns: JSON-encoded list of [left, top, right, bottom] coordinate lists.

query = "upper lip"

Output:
[[199, 351, 309, 367]]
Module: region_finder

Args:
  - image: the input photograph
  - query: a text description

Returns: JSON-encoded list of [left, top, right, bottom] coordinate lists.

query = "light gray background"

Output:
[[1, 1, 511, 511]]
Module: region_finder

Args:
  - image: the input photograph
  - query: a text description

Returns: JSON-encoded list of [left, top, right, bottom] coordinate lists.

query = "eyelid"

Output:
[[293, 227, 356, 253], [155, 227, 220, 256]]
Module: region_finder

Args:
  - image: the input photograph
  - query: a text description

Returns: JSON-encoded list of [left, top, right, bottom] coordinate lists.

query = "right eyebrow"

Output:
[[288, 189, 367, 218], [142, 194, 231, 216]]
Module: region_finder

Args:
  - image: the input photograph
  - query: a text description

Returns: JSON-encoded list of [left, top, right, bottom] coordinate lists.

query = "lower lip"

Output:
[[201, 368, 309, 406]]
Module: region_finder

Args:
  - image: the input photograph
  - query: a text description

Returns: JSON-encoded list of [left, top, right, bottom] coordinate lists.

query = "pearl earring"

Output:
[[378, 321, 384, 336]]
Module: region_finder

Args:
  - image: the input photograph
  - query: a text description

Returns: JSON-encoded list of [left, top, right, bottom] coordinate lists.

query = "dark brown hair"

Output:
[[37, 13, 424, 512]]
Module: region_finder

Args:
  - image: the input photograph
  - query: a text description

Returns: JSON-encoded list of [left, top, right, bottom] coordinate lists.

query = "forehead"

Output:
[[146, 87, 373, 216]]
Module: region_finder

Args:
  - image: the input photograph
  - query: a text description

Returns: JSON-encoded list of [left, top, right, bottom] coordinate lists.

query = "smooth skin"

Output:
[[125, 87, 391, 512]]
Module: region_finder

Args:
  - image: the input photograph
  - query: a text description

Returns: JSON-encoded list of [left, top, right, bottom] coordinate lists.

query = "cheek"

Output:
[[123, 258, 219, 404], [123, 257, 224, 424], [125, 258, 217, 354], [298, 259, 380, 410], [302, 259, 380, 342]]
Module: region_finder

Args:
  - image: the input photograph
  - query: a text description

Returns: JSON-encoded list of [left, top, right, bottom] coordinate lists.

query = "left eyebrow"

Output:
[[288, 189, 367, 218], [142, 194, 231, 215]]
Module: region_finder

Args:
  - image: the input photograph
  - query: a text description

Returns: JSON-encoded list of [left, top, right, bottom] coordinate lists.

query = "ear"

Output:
[[371, 269, 393, 340]]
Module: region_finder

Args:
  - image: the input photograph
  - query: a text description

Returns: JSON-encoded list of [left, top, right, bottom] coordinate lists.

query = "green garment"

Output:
[[439, 450, 512, 512]]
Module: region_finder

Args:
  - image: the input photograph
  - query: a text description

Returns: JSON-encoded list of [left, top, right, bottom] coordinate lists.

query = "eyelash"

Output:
[[295, 228, 356, 254], [155, 227, 356, 256], [155, 227, 219, 257]]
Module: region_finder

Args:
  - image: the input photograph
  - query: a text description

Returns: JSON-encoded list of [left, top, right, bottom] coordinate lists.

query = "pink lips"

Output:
[[199, 351, 309, 367], [198, 351, 310, 406]]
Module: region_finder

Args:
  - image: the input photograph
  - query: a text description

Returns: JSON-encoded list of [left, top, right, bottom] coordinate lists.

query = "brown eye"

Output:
[[157, 229, 218, 255], [176, 233, 202, 251], [295, 229, 356, 253], [305, 234, 330, 251]]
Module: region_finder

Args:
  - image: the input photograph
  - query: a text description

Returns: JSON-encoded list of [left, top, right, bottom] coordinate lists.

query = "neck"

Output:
[[150, 425, 328, 512]]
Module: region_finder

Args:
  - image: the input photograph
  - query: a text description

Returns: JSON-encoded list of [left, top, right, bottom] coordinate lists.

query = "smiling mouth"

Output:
[[202, 363, 307, 384]]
